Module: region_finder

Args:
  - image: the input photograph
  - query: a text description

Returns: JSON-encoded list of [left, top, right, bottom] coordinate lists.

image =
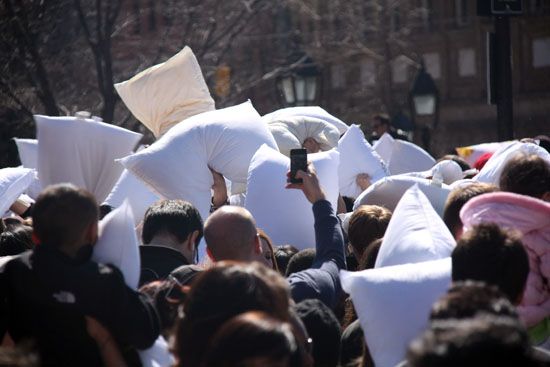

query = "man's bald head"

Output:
[[204, 206, 259, 262]]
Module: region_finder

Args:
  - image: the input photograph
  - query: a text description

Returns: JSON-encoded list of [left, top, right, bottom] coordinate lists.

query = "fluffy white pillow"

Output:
[[93, 201, 140, 289], [263, 106, 348, 135], [119, 101, 278, 222], [14, 139, 38, 169], [401, 160, 464, 185], [245, 145, 339, 250], [35, 115, 142, 203], [375, 185, 456, 268], [0, 167, 35, 216], [103, 169, 160, 226], [474, 141, 550, 185], [93, 201, 173, 367], [268, 116, 340, 157], [373, 133, 394, 164], [373, 134, 435, 175], [353, 175, 451, 217], [115, 46, 215, 138], [341, 258, 452, 367], [337, 125, 388, 198], [456, 141, 514, 166]]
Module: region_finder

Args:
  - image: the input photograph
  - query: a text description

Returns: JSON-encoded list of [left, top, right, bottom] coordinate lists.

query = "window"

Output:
[[455, 0, 468, 26], [532, 37, 550, 68], [423, 53, 441, 79], [420, 0, 434, 31], [458, 48, 476, 77], [331, 64, 346, 89], [390, 7, 401, 33], [361, 60, 376, 87], [392, 57, 408, 84]]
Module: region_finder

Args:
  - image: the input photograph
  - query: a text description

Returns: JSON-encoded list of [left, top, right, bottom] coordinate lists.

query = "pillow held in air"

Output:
[[337, 125, 389, 198], [35, 115, 142, 203], [103, 169, 160, 226], [263, 106, 349, 135], [373, 135, 435, 175], [340, 258, 452, 367], [375, 185, 456, 268], [456, 141, 513, 166], [473, 141, 550, 185], [115, 46, 215, 138], [93, 201, 140, 289], [268, 116, 340, 157], [353, 175, 451, 217], [118, 101, 278, 222], [0, 167, 35, 216], [401, 159, 463, 185], [14, 138, 38, 169], [93, 201, 173, 366], [245, 145, 339, 250]]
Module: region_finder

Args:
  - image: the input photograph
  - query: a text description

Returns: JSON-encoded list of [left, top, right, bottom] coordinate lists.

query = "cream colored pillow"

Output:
[[115, 46, 215, 138]]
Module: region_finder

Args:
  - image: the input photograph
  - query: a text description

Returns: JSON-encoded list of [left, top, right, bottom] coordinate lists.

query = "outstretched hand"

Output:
[[209, 167, 228, 207], [286, 163, 326, 204]]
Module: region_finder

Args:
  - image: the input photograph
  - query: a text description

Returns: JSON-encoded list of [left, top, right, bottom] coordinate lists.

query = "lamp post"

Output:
[[409, 64, 439, 152], [276, 56, 321, 106]]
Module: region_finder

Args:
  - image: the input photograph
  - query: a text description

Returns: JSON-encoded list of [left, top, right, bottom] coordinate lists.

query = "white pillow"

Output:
[[353, 175, 451, 217], [245, 145, 339, 250], [401, 160, 464, 185], [341, 258, 452, 367], [103, 169, 160, 226], [268, 116, 340, 157], [119, 101, 278, 222], [93, 201, 140, 289], [0, 167, 35, 216], [35, 115, 142, 203], [263, 106, 349, 135], [375, 185, 456, 268], [456, 141, 514, 166], [93, 201, 173, 367], [14, 139, 38, 169], [115, 46, 215, 138], [473, 141, 550, 185], [373, 133, 395, 164], [337, 125, 389, 198], [373, 134, 436, 175]]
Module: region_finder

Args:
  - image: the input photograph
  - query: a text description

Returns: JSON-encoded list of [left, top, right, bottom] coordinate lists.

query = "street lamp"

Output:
[[409, 64, 439, 151], [276, 56, 321, 106]]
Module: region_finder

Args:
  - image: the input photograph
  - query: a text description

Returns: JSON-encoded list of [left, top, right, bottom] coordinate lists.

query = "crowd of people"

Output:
[[0, 122, 549, 367]]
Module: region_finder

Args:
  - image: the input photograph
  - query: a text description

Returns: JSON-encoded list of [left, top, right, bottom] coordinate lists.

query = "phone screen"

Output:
[[290, 148, 308, 184]]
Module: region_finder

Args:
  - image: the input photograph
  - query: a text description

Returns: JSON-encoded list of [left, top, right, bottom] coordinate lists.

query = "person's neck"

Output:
[[146, 234, 181, 251]]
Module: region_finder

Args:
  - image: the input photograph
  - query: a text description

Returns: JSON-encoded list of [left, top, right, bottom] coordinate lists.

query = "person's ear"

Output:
[[253, 234, 262, 255], [186, 230, 200, 252], [85, 222, 99, 245], [206, 247, 215, 262]]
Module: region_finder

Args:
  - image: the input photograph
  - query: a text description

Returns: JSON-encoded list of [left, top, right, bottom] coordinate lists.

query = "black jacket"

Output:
[[139, 245, 191, 287], [1, 244, 160, 366]]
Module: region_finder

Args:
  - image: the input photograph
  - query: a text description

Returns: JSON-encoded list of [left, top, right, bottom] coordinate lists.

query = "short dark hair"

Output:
[[407, 316, 537, 367], [274, 245, 299, 276], [294, 299, 342, 367], [443, 183, 498, 237], [451, 224, 529, 304], [175, 262, 291, 367], [373, 114, 390, 126], [0, 225, 33, 256], [285, 248, 316, 277], [202, 311, 297, 367], [32, 184, 98, 247], [142, 200, 203, 246], [430, 281, 518, 321], [499, 154, 550, 199], [348, 205, 391, 258]]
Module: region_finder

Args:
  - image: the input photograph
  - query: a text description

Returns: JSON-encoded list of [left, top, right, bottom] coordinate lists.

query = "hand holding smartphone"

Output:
[[289, 148, 308, 184]]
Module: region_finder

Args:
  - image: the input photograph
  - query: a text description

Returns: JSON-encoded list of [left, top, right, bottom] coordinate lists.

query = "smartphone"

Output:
[[290, 148, 308, 184]]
